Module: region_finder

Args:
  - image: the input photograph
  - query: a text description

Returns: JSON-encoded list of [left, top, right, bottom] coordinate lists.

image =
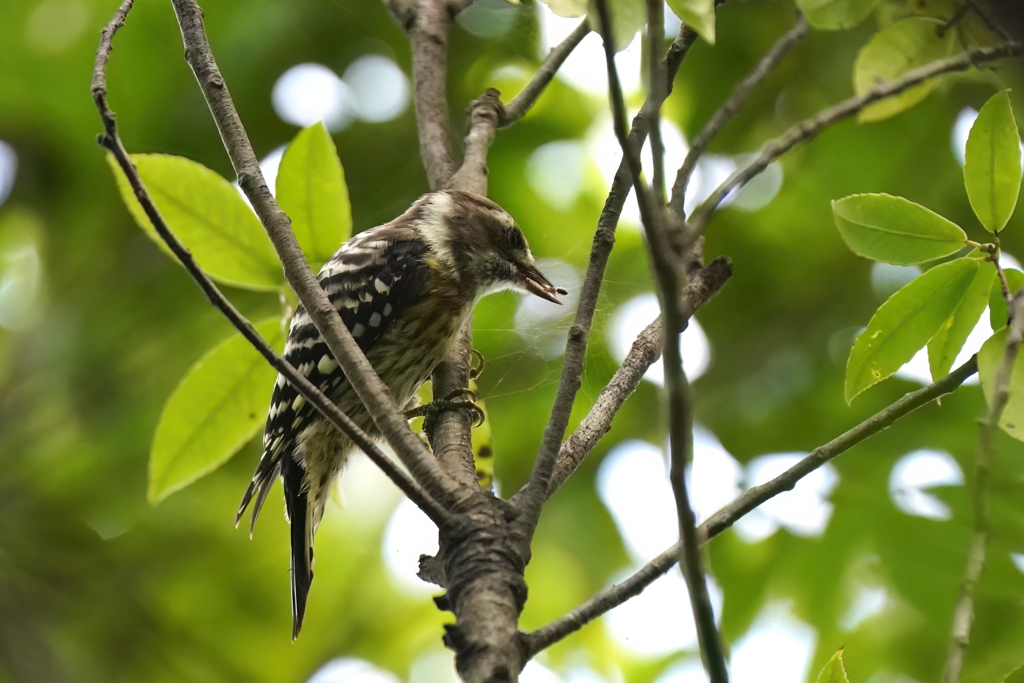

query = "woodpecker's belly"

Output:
[[294, 292, 470, 519]]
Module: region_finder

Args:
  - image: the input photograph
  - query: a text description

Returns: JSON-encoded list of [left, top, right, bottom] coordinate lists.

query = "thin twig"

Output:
[[167, 0, 462, 509], [647, 0, 666, 203], [91, 1, 451, 528], [512, 22, 699, 527], [525, 356, 980, 654], [450, 89, 503, 196], [547, 257, 733, 497], [502, 20, 591, 127], [686, 40, 1024, 236], [670, 13, 808, 215], [944, 292, 1024, 682], [592, 2, 728, 679]]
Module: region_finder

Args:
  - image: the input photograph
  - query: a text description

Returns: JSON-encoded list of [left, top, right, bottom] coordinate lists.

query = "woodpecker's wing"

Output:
[[236, 224, 429, 532]]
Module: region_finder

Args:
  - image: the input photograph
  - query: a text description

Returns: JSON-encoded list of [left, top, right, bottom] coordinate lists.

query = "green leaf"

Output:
[[978, 328, 1024, 442], [149, 318, 286, 503], [540, 0, 587, 17], [277, 122, 352, 265], [846, 256, 980, 402], [815, 648, 850, 683], [964, 90, 1023, 233], [989, 268, 1024, 330], [853, 18, 957, 123], [593, 0, 649, 51], [1005, 661, 1024, 683], [109, 153, 284, 291], [928, 258, 995, 380], [666, 0, 715, 44], [832, 193, 968, 264], [797, 0, 881, 30]]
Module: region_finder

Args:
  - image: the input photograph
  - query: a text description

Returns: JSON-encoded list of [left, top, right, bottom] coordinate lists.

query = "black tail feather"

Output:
[[283, 457, 312, 640]]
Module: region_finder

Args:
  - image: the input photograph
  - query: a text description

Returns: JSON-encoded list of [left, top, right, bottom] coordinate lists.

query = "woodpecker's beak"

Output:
[[518, 261, 565, 305]]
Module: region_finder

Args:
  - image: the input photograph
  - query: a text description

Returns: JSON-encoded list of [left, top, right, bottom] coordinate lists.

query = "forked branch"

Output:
[[686, 40, 1024, 236], [944, 292, 1024, 683], [526, 356, 980, 654]]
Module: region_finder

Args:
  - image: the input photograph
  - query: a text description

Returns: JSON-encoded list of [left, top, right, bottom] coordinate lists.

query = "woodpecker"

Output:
[[236, 190, 563, 639]]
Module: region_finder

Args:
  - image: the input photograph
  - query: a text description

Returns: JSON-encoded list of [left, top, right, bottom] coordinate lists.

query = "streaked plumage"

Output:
[[235, 190, 561, 638]]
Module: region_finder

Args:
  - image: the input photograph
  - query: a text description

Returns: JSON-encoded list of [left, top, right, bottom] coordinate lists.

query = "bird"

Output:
[[235, 190, 563, 639]]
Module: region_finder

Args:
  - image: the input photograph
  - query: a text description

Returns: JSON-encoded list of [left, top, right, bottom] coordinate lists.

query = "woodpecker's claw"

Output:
[[406, 388, 485, 439], [469, 349, 486, 380]]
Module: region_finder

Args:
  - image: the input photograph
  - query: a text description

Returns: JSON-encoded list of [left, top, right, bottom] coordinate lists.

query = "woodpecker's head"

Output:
[[415, 190, 565, 304]]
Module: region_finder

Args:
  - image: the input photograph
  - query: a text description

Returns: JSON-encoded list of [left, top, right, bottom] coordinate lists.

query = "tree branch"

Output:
[[547, 257, 732, 497], [944, 293, 1024, 682], [450, 89, 503, 195], [407, 0, 459, 190], [501, 20, 591, 127], [669, 13, 808, 215], [591, 3, 728, 679], [166, 0, 463, 509], [512, 21, 699, 527], [686, 40, 1024, 236], [92, 0, 451, 527], [646, 0, 666, 202], [525, 355, 980, 654]]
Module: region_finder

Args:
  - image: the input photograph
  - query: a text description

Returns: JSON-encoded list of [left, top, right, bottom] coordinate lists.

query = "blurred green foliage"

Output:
[[2, 0, 1024, 682]]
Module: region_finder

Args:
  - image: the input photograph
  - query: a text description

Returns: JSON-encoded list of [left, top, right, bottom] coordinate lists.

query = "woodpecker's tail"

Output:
[[282, 457, 313, 640]]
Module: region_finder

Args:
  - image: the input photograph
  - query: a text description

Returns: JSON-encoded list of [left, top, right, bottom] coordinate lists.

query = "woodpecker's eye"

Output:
[[507, 228, 526, 252]]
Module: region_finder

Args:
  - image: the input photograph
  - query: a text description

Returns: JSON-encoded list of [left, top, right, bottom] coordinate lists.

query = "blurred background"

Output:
[[2, 0, 1024, 681]]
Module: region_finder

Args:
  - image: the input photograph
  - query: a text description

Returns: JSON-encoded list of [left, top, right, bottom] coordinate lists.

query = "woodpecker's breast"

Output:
[[364, 256, 472, 406]]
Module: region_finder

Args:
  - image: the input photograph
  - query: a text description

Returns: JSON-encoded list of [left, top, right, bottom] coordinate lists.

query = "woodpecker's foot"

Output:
[[406, 388, 485, 437], [469, 349, 486, 380]]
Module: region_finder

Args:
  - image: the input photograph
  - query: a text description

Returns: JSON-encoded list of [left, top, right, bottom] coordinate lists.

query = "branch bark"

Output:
[[92, 0, 451, 527], [525, 355, 980, 654], [512, 21, 700, 530], [547, 257, 732, 497], [166, 0, 463, 510], [944, 291, 1024, 682], [402, 0, 459, 190], [591, 1, 728, 678], [685, 40, 1024, 236], [502, 20, 591, 127]]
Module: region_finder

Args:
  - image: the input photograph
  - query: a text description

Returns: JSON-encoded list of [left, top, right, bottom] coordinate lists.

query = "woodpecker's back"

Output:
[[236, 190, 560, 639]]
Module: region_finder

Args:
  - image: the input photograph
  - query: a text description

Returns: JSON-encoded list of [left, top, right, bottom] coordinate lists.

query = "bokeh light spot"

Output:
[[343, 55, 410, 123], [306, 658, 401, 683], [26, 0, 88, 54], [0, 208, 45, 332], [382, 498, 437, 595], [527, 141, 588, 211], [871, 262, 921, 299], [456, 0, 520, 38], [605, 569, 723, 655], [889, 449, 962, 520], [272, 63, 352, 131], [734, 454, 838, 542], [0, 141, 17, 206], [597, 428, 740, 562], [840, 584, 889, 632], [951, 105, 1024, 169], [730, 156, 783, 212], [730, 602, 816, 683], [538, 5, 642, 95], [608, 292, 711, 385]]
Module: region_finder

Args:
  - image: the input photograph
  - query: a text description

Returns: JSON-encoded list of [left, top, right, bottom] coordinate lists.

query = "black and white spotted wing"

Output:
[[236, 227, 429, 532]]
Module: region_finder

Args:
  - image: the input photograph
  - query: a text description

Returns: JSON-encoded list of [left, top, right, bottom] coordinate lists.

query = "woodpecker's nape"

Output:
[[236, 190, 560, 638]]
